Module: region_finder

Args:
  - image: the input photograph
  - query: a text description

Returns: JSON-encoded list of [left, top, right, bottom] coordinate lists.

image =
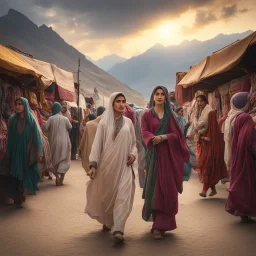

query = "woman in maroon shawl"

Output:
[[226, 112, 256, 223], [197, 109, 228, 197], [141, 86, 189, 240]]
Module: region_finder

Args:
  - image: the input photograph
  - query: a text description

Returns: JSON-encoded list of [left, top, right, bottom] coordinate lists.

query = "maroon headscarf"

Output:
[[124, 105, 135, 124]]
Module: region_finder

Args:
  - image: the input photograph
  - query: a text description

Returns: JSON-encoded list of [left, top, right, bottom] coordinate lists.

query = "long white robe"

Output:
[[85, 116, 137, 233], [43, 113, 72, 174]]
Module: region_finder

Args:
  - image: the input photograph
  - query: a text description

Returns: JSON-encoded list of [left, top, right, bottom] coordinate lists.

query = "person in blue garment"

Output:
[[175, 106, 196, 182], [7, 97, 43, 207]]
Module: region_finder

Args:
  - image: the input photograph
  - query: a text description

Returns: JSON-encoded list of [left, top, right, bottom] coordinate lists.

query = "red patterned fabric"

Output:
[[57, 85, 76, 102]]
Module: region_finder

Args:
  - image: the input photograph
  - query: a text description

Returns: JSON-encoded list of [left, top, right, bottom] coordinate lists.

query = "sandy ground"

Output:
[[0, 160, 255, 256]]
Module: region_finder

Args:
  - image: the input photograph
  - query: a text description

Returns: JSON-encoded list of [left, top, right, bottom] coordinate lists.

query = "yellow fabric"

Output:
[[0, 44, 38, 77], [179, 31, 256, 88], [29, 91, 38, 105], [40, 91, 52, 112]]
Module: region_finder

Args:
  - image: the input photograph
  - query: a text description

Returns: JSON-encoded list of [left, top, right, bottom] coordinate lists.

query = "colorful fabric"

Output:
[[251, 72, 256, 93], [226, 113, 256, 216], [31, 110, 53, 173]]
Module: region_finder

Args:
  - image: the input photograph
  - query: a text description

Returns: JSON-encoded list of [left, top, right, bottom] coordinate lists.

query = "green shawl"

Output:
[[7, 97, 42, 193]]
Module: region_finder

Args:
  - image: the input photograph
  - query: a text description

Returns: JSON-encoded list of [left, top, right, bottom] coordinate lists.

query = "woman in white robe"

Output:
[[85, 92, 137, 244], [43, 102, 72, 185]]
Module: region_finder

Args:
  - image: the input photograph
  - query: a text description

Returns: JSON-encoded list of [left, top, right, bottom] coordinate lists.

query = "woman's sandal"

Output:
[[103, 225, 111, 232], [209, 190, 217, 197], [241, 216, 254, 223], [55, 176, 62, 186], [113, 231, 124, 244], [199, 191, 207, 198], [152, 229, 164, 240]]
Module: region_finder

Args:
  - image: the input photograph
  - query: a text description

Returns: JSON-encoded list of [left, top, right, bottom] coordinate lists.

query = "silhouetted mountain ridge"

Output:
[[109, 30, 254, 97], [0, 9, 144, 105]]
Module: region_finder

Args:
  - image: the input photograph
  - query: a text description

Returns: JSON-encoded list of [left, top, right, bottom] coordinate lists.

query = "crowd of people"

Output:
[[1, 86, 255, 244]]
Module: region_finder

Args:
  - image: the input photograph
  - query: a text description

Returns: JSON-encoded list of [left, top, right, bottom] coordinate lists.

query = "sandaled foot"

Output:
[[56, 176, 62, 186], [103, 225, 111, 232], [199, 191, 207, 198], [59, 174, 65, 185], [209, 190, 217, 197], [113, 231, 124, 244], [3, 197, 14, 205], [241, 216, 254, 223], [152, 229, 164, 240]]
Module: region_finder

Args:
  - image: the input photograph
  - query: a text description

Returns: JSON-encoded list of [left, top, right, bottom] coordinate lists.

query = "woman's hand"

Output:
[[127, 154, 135, 166], [87, 167, 97, 180], [152, 136, 162, 145], [201, 136, 211, 142], [37, 156, 43, 163]]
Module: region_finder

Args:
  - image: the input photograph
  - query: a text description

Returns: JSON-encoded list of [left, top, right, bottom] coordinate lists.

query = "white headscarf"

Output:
[[99, 92, 125, 142], [224, 92, 250, 169]]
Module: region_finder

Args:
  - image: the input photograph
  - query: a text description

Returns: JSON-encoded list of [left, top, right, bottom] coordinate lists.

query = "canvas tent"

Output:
[[176, 31, 256, 105]]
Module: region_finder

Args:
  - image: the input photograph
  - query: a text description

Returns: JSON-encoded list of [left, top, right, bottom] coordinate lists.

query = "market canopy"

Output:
[[52, 64, 75, 102], [0, 44, 38, 77], [20, 54, 55, 88], [178, 31, 256, 88]]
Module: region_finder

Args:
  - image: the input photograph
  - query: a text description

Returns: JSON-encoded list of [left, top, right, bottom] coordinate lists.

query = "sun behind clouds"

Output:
[[158, 23, 175, 38]]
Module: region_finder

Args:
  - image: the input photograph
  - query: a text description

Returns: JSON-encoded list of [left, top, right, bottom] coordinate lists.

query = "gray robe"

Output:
[[43, 113, 72, 174]]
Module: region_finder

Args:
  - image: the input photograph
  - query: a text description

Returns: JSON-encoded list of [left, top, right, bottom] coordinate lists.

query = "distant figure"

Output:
[[43, 102, 72, 186], [61, 103, 71, 121], [96, 106, 106, 117], [168, 90, 178, 110], [195, 95, 228, 198], [85, 92, 137, 244], [175, 106, 195, 182], [79, 116, 102, 173]]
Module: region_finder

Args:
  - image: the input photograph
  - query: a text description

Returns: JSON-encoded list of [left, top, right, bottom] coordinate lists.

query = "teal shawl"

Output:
[[7, 97, 42, 193]]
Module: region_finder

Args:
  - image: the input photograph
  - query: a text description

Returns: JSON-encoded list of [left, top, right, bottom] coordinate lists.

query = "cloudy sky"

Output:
[[0, 0, 255, 60]]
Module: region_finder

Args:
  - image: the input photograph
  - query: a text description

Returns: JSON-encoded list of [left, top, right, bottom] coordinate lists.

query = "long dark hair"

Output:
[[195, 94, 208, 120], [196, 94, 208, 104]]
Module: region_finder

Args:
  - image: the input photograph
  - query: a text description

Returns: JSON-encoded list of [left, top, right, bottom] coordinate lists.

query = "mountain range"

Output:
[[0, 9, 144, 106], [108, 30, 254, 98], [93, 54, 127, 71]]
